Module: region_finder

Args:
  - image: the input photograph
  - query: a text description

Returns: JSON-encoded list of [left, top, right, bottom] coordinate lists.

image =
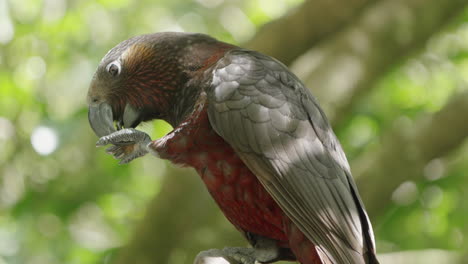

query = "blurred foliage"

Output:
[[337, 8, 468, 256], [0, 0, 467, 264]]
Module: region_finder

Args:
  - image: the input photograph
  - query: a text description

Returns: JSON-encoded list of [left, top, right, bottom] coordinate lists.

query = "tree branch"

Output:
[[290, 0, 468, 126], [353, 90, 468, 219], [244, 0, 376, 65]]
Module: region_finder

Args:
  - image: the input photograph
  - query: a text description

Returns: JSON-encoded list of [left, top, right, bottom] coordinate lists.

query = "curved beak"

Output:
[[88, 102, 142, 138], [88, 102, 116, 138]]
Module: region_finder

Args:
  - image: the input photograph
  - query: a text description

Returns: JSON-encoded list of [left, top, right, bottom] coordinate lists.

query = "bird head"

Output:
[[87, 32, 234, 137]]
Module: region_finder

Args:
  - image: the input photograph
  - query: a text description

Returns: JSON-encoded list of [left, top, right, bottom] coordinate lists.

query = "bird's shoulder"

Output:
[[206, 49, 343, 160]]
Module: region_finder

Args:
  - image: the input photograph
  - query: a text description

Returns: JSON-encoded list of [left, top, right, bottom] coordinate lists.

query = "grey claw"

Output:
[[120, 149, 147, 164], [119, 155, 135, 164], [105, 145, 119, 154], [105, 145, 126, 159], [115, 152, 126, 160]]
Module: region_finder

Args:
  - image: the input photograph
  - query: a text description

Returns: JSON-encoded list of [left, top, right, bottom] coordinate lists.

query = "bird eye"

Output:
[[106, 61, 121, 77]]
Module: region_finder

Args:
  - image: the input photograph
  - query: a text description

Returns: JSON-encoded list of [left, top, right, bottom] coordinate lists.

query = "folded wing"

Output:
[[206, 50, 376, 264]]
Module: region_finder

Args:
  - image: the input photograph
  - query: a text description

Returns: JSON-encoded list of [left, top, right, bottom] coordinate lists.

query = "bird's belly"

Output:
[[154, 107, 290, 244], [159, 119, 288, 243], [192, 146, 288, 243]]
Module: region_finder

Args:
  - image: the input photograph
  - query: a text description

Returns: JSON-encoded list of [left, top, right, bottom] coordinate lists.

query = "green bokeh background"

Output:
[[0, 0, 467, 263]]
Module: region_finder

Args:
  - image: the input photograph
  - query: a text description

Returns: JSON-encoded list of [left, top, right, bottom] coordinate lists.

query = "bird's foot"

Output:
[[194, 248, 256, 264], [96, 128, 151, 164]]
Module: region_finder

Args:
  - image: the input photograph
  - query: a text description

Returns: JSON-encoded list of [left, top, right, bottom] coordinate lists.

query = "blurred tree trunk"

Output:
[[291, 0, 468, 127], [353, 90, 468, 220], [245, 0, 376, 65], [112, 0, 468, 263]]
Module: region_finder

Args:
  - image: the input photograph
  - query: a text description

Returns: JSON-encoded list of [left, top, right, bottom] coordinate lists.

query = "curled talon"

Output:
[[95, 128, 151, 164], [105, 145, 120, 154]]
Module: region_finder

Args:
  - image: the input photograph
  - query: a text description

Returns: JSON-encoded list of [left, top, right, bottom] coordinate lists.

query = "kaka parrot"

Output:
[[87, 32, 379, 264]]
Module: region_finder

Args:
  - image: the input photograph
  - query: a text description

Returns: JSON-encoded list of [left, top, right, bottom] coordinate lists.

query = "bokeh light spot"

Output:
[[42, 0, 66, 22], [424, 158, 445, 181], [195, 0, 224, 8], [31, 126, 58, 156], [24, 56, 47, 80], [0, 117, 15, 140], [220, 6, 255, 42], [0, 0, 14, 44], [0, 224, 19, 256], [392, 181, 418, 205]]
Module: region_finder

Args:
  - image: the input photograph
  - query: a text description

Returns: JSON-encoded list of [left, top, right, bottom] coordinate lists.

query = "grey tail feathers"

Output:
[[347, 178, 380, 264], [365, 250, 380, 264]]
